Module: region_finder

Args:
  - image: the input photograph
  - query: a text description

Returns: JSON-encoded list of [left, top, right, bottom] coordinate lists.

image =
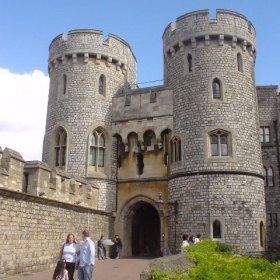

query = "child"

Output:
[[53, 259, 69, 280]]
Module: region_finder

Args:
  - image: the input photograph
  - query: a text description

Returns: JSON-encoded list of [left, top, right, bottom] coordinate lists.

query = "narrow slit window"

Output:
[[237, 53, 243, 73], [99, 75, 106, 96], [187, 54, 193, 72]]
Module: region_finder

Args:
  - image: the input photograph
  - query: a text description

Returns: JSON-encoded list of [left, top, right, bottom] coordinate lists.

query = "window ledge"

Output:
[[87, 171, 108, 179], [206, 156, 238, 163]]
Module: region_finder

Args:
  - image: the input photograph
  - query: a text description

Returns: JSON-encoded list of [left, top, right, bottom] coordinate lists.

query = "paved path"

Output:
[[1, 257, 152, 280]]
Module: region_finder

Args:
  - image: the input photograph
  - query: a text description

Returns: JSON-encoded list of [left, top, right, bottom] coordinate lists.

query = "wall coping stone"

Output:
[[0, 188, 112, 216]]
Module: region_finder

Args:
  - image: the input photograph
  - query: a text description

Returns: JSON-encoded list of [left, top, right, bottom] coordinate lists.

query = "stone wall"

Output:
[[257, 86, 280, 250], [0, 188, 113, 279], [0, 147, 99, 209]]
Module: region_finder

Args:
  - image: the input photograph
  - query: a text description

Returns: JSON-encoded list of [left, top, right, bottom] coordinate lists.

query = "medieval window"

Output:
[[89, 130, 105, 167], [213, 220, 221, 239], [237, 53, 243, 73], [212, 79, 221, 99], [267, 213, 277, 228], [172, 136, 181, 162], [99, 75, 106, 96], [187, 54, 193, 72], [263, 167, 267, 187], [259, 126, 270, 143], [210, 130, 228, 156], [259, 221, 265, 248], [272, 213, 277, 227], [58, 74, 68, 99], [55, 128, 67, 169], [162, 129, 171, 166], [144, 130, 157, 151], [62, 74, 67, 95], [267, 167, 274, 187], [137, 153, 144, 175]]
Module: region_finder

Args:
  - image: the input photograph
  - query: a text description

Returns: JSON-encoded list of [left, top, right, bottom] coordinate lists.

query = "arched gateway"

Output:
[[118, 197, 162, 257]]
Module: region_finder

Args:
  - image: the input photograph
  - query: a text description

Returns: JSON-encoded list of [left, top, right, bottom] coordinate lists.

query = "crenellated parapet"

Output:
[[0, 146, 99, 209], [163, 9, 256, 59], [48, 29, 137, 76], [112, 85, 173, 143]]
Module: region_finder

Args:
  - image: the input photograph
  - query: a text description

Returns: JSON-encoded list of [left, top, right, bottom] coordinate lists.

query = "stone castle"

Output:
[[0, 9, 280, 277]]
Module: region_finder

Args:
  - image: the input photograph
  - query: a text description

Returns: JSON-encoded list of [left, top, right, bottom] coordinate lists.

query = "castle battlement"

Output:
[[163, 9, 256, 57], [0, 146, 98, 208], [48, 29, 137, 75]]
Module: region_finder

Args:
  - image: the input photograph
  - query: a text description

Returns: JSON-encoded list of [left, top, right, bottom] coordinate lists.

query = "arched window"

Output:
[[210, 131, 228, 156], [237, 53, 243, 73], [267, 167, 274, 187], [263, 167, 267, 187], [55, 128, 67, 169], [90, 130, 105, 167], [259, 221, 265, 248], [172, 136, 181, 162], [212, 79, 221, 99], [187, 54, 193, 72], [99, 75, 106, 96], [213, 220, 221, 239], [143, 130, 156, 150]]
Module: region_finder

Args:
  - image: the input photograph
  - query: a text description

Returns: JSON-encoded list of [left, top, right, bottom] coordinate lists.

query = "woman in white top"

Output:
[[58, 233, 80, 280], [181, 234, 189, 251]]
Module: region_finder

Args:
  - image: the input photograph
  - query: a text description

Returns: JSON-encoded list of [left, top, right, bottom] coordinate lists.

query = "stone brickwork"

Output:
[[0, 188, 112, 279], [257, 86, 280, 250], [163, 9, 265, 253], [1, 10, 280, 278], [42, 30, 137, 212], [0, 148, 99, 209]]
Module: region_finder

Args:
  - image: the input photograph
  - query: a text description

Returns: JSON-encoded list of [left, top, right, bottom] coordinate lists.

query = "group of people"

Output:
[[53, 230, 95, 280], [181, 233, 202, 250], [53, 231, 123, 280]]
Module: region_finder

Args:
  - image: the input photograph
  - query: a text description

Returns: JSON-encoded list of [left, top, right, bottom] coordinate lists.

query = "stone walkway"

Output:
[[1, 257, 152, 280]]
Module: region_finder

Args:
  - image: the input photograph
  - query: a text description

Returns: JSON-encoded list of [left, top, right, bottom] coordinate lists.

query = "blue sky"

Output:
[[0, 0, 279, 160]]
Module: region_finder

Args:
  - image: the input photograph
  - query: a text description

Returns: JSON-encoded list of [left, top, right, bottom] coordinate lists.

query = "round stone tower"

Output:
[[43, 29, 137, 211], [163, 10, 266, 253]]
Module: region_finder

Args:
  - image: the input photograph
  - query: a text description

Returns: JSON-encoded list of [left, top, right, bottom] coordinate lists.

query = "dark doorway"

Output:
[[131, 203, 160, 257]]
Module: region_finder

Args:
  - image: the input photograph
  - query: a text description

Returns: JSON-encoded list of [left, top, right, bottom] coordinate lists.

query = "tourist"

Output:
[[181, 234, 189, 250], [97, 235, 106, 260], [115, 234, 123, 259], [188, 236, 195, 246], [58, 233, 80, 280], [53, 259, 69, 280], [76, 230, 95, 280], [195, 233, 202, 244]]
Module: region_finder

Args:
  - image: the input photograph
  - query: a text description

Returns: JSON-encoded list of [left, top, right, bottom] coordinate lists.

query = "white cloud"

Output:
[[0, 68, 49, 160]]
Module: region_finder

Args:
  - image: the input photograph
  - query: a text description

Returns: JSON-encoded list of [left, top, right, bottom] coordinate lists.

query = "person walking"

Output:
[[76, 230, 95, 280], [115, 235, 122, 260], [97, 235, 106, 260], [58, 233, 80, 280]]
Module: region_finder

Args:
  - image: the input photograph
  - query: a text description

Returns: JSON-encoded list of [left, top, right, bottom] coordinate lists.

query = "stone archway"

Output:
[[119, 197, 163, 257]]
